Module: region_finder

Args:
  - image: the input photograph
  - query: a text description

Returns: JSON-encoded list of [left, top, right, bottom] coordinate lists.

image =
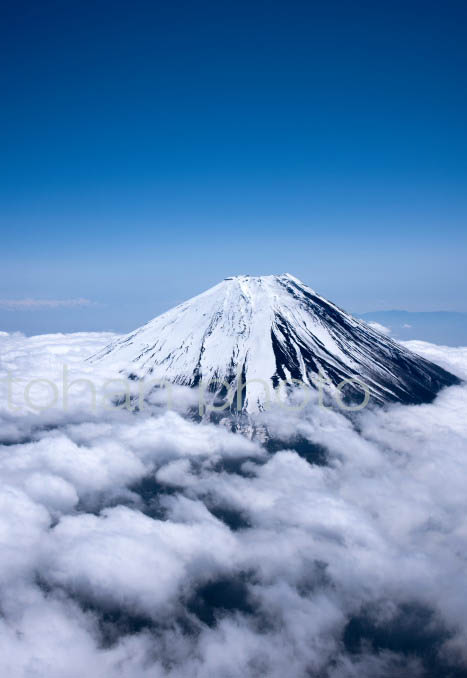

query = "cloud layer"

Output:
[[0, 298, 93, 310], [0, 331, 466, 677]]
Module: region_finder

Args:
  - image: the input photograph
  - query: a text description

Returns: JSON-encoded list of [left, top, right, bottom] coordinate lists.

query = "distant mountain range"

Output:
[[359, 311, 467, 346]]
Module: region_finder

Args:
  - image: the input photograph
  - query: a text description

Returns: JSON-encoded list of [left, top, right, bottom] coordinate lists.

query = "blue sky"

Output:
[[1, 0, 466, 333]]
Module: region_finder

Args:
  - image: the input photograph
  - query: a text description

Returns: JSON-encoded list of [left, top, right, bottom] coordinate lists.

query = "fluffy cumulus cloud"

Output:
[[0, 331, 467, 677]]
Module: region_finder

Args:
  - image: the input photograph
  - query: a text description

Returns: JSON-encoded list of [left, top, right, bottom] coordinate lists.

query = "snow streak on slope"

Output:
[[88, 274, 460, 412]]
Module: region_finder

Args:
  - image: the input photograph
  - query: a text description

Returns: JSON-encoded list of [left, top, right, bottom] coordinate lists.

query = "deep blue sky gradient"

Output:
[[1, 0, 466, 333]]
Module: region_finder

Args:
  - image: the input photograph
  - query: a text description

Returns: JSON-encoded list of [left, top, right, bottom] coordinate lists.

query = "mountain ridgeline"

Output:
[[88, 274, 460, 414]]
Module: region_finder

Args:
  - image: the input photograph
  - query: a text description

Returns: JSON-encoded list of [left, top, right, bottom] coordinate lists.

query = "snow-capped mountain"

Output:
[[88, 274, 460, 412]]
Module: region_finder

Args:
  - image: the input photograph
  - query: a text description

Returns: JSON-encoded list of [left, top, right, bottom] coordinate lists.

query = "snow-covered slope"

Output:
[[88, 274, 460, 412]]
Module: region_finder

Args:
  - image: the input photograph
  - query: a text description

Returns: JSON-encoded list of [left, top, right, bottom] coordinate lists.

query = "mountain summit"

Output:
[[88, 274, 460, 412]]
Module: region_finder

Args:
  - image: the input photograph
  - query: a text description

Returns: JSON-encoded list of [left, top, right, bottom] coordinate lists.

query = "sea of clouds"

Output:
[[1, 330, 467, 677]]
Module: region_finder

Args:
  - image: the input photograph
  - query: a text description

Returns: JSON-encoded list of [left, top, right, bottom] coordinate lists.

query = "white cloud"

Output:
[[366, 321, 391, 335], [0, 298, 94, 310], [0, 330, 466, 676], [402, 340, 467, 379]]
